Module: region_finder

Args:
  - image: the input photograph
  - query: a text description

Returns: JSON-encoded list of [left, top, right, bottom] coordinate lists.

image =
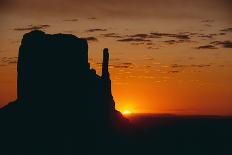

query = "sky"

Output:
[[0, 0, 232, 115]]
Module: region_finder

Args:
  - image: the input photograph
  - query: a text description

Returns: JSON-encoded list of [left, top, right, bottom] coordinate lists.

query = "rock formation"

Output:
[[0, 30, 127, 154]]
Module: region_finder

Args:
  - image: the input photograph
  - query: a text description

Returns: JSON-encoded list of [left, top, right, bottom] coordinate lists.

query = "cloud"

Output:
[[88, 17, 97, 20], [86, 28, 107, 33], [201, 19, 214, 23], [163, 39, 193, 44], [167, 63, 212, 73], [117, 33, 158, 43], [131, 42, 145, 45], [14, 24, 50, 31], [219, 32, 226, 35], [150, 32, 191, 40], [195, 45, 217, 49], [163, 40, 176, 44], [0, 56, 18, 65], [101, 33, 122, 38], [146, 42, 155, 45], [121, 62, 133, 65], [211, 40, 232, 48], [220, 28, 232, 32], [171, 64, 186, 68], [117, 38, 151, 42], [191, 64, 211, 67], [112, 62, 134, 69], [168, 71, 180, 73], [170, 63, 211, 69], [123, 32, 191, 41], [147, 46, 159, 50], [129, 33, 151, 38], [82, 37, 98, 42], [63, 19, 78, 22], [173, 34, 191, 40]]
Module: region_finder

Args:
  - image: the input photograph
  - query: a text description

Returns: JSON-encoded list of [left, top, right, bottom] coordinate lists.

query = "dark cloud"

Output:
[[163, 39, 193, 44], [112, 62, 134, 69], [131, 42, 145, 45], [63, 19, 78, 22], [117, 38, 151, 42], [170, 63, 211, 68], [167, 63, 212, 73], [103, 31, 192, 47], [220, 28, 232, 32], [191, 64, 211, 67], [150, 32, 191, 40], [113, 65, 131, 68], [146, 42, 155, 45], [174, 34, 191, 40], [88, 17, 97, 20], [14, 24, 50, 31], [163, 40, 176, 44], [0, 56, 18, 65], [150, 32, 171, 37], [144, 65, 151, 68], [86, 28, 107, 33], [219, 33, 226, 35], [211, 40, 232, 48], [82, 37, 98, 42], [101, 33, 122, 38], [127, 32, 191, 40], [129, 33, 151, 38], [171, 64, 186, 68], [121, 62, 133, 65], [118, 33, 159, 44], [147, 46, 159, 50], [201, 19, 214, 23], [195, 45, 217, 49], [168, 71, 180, 73]]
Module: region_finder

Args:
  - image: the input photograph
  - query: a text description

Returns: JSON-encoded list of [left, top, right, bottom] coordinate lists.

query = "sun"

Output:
[[123, 110, 131, 115]]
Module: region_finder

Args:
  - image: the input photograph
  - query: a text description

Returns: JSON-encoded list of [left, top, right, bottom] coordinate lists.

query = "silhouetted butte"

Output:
[[0, 30, 128, 154]]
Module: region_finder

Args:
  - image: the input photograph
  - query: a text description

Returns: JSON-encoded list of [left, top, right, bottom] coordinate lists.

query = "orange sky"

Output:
[[0, 0, 232, 115]]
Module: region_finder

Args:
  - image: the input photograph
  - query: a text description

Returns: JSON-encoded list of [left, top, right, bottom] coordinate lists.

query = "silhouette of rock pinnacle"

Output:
[[102, 48, 112, 97], [102, 48, 109, 79]]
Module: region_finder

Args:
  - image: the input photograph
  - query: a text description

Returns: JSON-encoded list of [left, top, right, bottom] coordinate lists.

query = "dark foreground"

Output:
[[1, 113, 231, 155], [126, 114, 232, 155]]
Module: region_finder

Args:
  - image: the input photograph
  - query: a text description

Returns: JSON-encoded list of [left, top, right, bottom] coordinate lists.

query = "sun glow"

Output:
[[123, 110, 131, 115]]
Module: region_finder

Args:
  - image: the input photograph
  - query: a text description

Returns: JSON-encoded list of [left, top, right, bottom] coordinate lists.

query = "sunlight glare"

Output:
[[123, 110, 131, 115]]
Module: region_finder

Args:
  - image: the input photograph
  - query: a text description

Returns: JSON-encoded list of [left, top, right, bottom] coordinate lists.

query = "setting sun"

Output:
[[123, 110, 131, 115]]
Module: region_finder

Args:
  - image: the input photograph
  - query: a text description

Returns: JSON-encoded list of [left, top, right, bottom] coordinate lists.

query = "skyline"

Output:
[[0, 0, 232, 115]]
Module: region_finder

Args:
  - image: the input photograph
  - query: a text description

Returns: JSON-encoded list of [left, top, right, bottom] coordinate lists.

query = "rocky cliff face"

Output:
[[15, 30, 118, 118], [0, 30, 127, 154]]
